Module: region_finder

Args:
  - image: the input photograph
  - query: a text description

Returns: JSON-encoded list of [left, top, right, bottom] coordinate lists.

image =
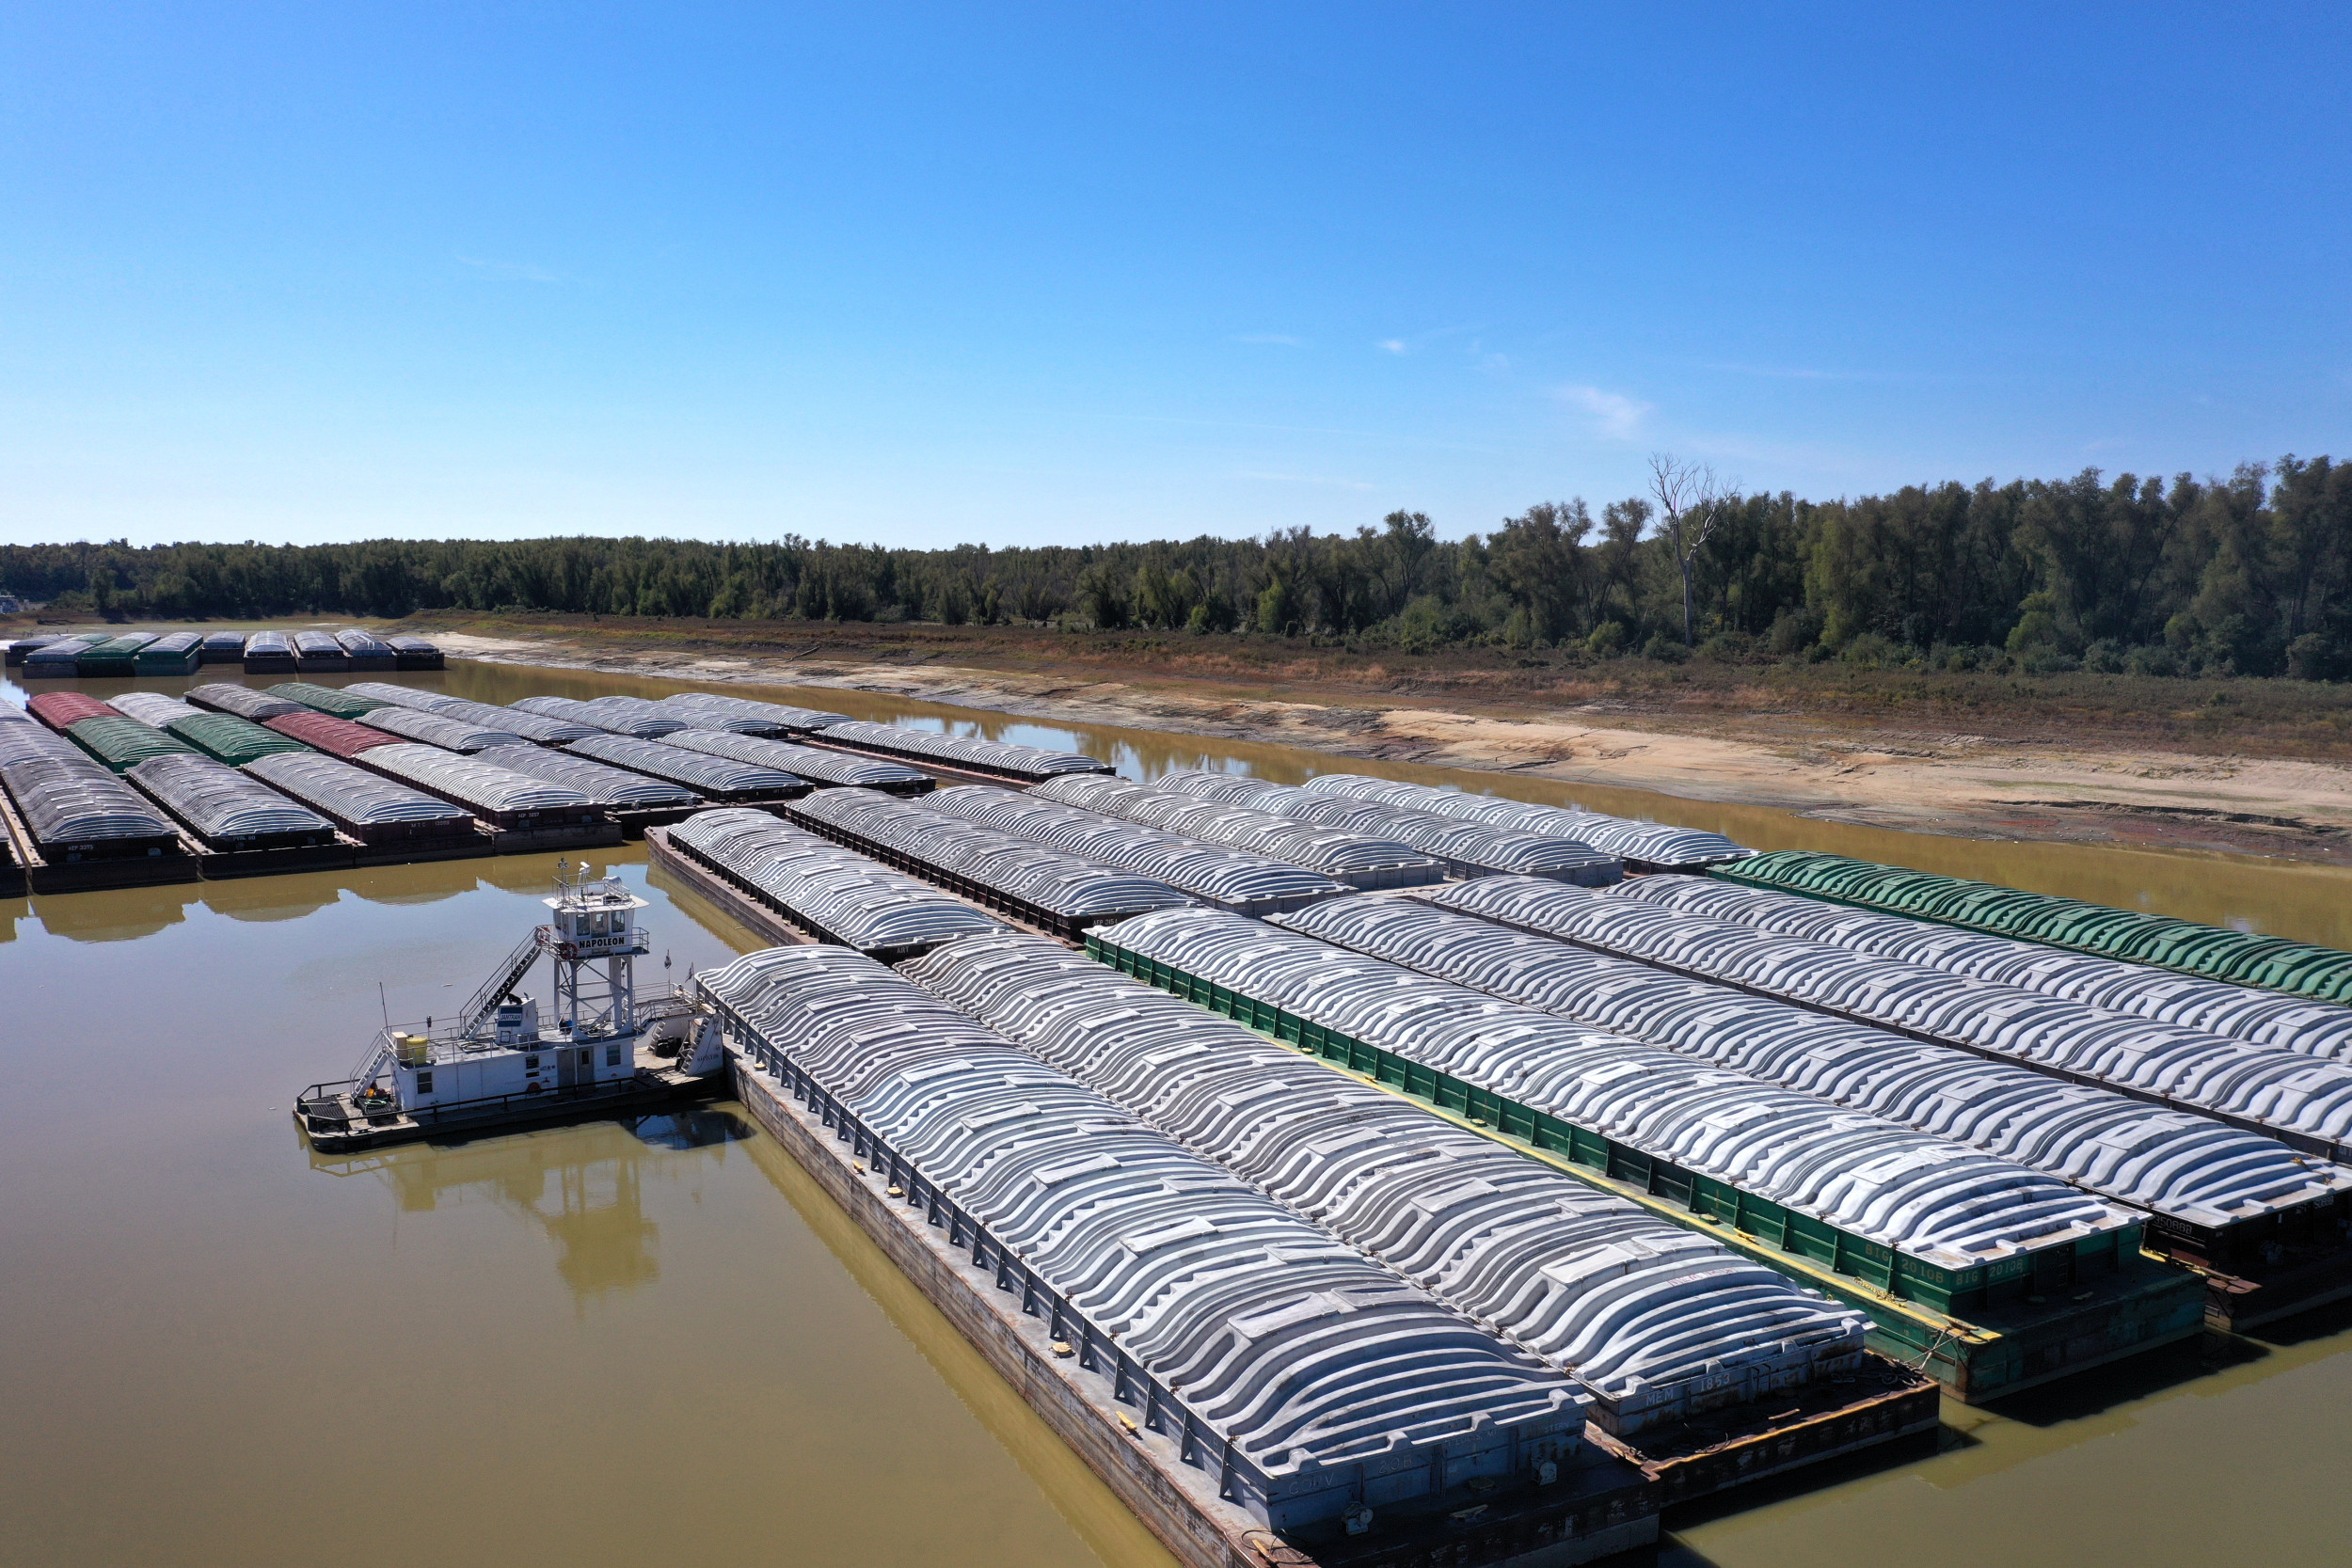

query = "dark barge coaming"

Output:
[[715, 1019, 1661, 1568], [1584, 1364, 1938, 1509], [605, 802, 714, 837]]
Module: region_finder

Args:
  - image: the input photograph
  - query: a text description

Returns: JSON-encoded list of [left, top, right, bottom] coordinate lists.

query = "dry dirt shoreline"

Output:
[[424, 626, 2352, 865]]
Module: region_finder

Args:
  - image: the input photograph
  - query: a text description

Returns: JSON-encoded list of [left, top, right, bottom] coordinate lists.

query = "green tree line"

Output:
[[7, 455, 2349, 678]]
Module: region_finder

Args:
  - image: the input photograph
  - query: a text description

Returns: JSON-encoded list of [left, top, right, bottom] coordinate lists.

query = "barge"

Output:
[[647, 817, 1011, 957], [901, 931, 1940, 1506], [781, 788, 1189, 940], [1713, 847, 2352, 1006], [1151, 770, 1623, 885], [1284, 892, 2352, 1338], [1086, 917, 2209, 1403], [660, 728, 936, 794], [704, 945, 1661, 1568], [801, 718, 1113, 785]]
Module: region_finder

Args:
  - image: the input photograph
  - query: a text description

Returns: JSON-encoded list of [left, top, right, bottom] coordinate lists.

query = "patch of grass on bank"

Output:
[[386, 609, 2352, 760]]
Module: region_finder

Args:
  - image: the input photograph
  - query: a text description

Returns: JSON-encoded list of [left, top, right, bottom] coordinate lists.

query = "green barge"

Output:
[[1087, 930, 2209, 1404]]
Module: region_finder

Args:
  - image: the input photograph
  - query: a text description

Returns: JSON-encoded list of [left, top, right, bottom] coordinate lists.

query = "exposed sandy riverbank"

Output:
[[421, 627, 2352, 864]]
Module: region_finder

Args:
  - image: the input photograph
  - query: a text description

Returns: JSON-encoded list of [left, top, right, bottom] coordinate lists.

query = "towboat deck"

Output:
[[296, 1063, 720, 1152]]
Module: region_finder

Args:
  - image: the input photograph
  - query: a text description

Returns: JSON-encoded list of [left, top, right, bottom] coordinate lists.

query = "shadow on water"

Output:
[[1976, 1329, 2269, 1429], [2246, 1291, 2352, 1348], [625, 1105, 755, 1150], [733, 1123, 1185, 1568], [1659, 1428, 1948, 1535], [305, 1115, 746, 1302]]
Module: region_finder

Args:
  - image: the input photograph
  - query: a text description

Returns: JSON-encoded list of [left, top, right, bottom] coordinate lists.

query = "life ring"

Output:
[[524, 1082, 542, 1095]]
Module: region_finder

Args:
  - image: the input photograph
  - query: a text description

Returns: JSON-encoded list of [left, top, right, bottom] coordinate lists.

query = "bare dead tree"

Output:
[[1649, 452, 1737, 645]]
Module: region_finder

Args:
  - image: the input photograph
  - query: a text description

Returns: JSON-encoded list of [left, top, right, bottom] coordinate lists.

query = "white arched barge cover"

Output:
[[1031, 772, 1444, 889], [668, 808, 1000, 957], [901, 929, 1873, 1438], [696, 943, 1588, 1531], [922, 784, 1351, 915], [1279, 893, 2352, 1234], [1150, 768, 1622, 883], [1427, 876, 2352, 1155], [1298, 773, 1749, 870], [1618, 874, 2352, 1063], [786, 787, 1190, 926], [1096, 906, 2138, 1274]]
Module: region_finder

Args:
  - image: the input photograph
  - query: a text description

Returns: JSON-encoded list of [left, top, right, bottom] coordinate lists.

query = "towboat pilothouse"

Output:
[[294, 861, 724, 1151]]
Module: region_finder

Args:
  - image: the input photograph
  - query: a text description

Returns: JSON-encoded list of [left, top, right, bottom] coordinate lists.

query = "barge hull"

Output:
[[728, 1049, 1661, 1568], [648, 823, 1069, 955], [2202, 1247, 2352, 1334], [1091, 941, 2204, 1403], [0, 790, 200, 893], [797, 737, 1035, 792]]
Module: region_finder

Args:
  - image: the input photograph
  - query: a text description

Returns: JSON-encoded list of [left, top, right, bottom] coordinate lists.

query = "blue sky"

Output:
[[5, 4, 2346, 548]]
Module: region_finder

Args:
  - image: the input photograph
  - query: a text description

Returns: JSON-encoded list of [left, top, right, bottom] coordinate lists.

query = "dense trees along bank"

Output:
[[6, 456, 2349, 680]]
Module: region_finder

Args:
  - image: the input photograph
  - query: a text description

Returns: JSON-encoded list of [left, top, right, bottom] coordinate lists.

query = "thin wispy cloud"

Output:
[[1095, 410, 1496, 453], [1375, 339, 1407, 355], [455, 255, 565, 283], [1237, 470, 1377, 491], [1705, 361, 1899, 384], [1233, 333, 1305, 346], [1680, 430, 1865, 474], [1559, 384, 1652, 440]]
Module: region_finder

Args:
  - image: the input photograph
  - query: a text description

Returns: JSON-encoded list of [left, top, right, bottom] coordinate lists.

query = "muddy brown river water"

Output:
[[4, 661, 2348, 1568]]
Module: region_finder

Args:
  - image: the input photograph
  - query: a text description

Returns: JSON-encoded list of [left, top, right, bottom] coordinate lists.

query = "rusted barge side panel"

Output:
[[1590, 1379, 1939, 1509]]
